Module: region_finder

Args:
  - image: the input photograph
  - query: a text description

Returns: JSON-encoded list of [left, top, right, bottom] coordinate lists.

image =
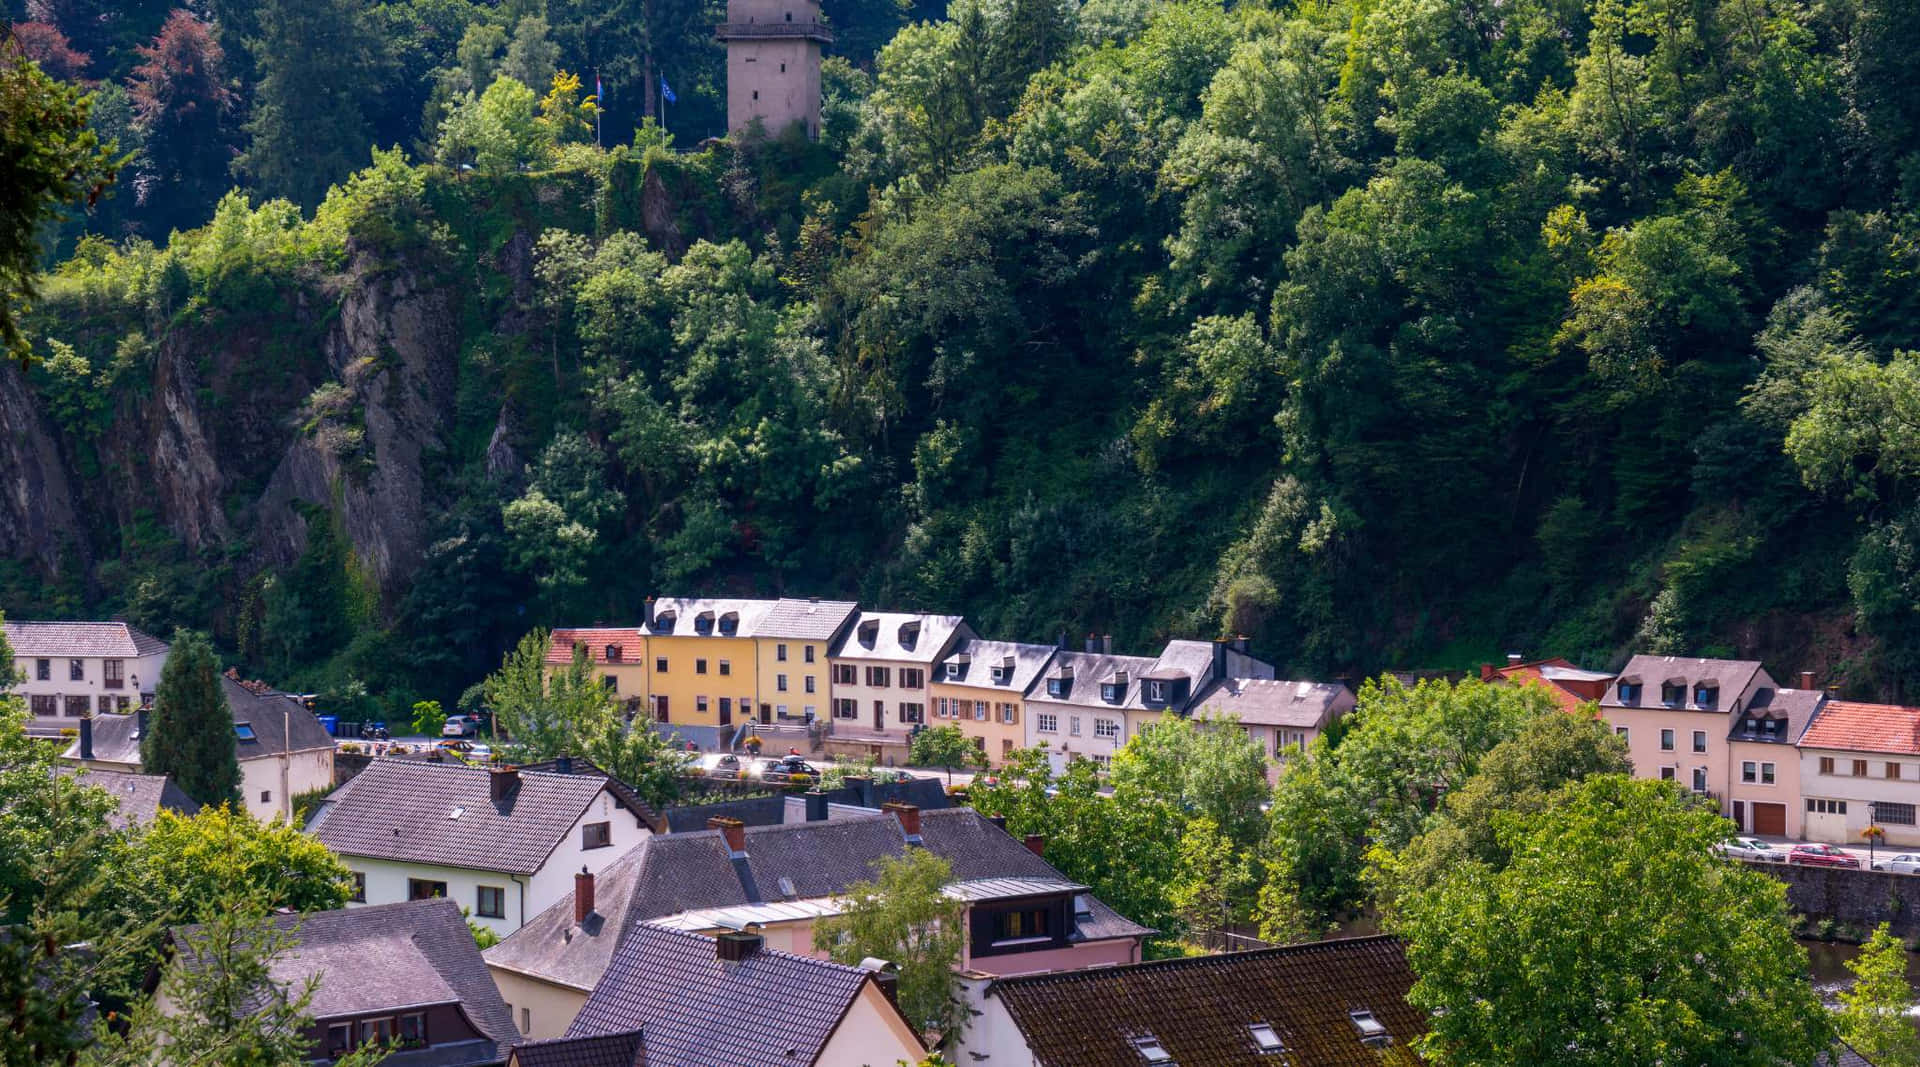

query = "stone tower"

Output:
[[717, 0, 829, 139]]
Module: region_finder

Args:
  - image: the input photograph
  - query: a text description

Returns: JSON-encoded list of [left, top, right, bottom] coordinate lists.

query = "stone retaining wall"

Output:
[[1759, 861, 1920, 939]]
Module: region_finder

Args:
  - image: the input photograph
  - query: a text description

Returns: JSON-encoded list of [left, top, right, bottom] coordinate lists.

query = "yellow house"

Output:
[[640, 597, 771, 734], [751, 598, 858, 726], [929, 639, 1056, 768], [545, 629, 648, 718]]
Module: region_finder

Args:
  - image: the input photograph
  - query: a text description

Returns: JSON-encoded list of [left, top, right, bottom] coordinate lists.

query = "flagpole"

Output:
[[594, 69, 602, 149]]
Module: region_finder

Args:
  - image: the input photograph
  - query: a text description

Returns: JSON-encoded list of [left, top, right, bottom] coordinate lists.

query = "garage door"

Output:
[[1753, 803, 1786, 836]]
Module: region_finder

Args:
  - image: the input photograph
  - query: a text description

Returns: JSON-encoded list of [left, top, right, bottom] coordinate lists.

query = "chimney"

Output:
[[574, 867, 596, 924], [1102, 634, 1113, 655], [1085, 632, 1097, 653], [1213, 639, 1227, 681], [1024, 833, 1045, 857], [708, 816, 747, 854], [79, 715, 94, 761], [716, 931, 763, 962], [988, 814, 1007, 831], [1057, 631, 1069, 651], [1232, 635, 1250, 654], [882, 801, 922, 838], [867, 966, 901, 1009], [1800, 670, 1815, 690], [844, 774, 874, 808], [1507, 652, 1524, 666], [556, 754, 574, 775], [489, 766, 520, 802], [804, 789, 830, 822], [1480, 663, 1495, 682], [136, 708, 149, 740]]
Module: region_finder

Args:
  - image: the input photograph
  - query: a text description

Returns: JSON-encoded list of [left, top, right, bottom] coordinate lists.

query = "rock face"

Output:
[[0, 360, 82, 572]]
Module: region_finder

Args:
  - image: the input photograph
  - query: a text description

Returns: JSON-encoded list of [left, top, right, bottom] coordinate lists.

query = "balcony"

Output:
[[716, 21, 834, 43]]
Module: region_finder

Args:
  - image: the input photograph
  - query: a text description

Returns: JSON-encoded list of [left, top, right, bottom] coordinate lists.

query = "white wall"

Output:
[[348, 857, 533, 937], [948, 975, 1037, 1067], [829, 657, 933, 734], [817, 982, 925, 1066], [527, 791, 652, 918], [488, 966, 588, 1042], [1023, 697, 1125, 771], [1799, 748, 1920, 846], [239, 748, 333, 823], [13, 650, 166, 727]]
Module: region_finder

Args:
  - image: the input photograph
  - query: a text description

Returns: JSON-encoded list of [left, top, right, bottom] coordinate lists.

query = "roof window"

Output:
[[1132, 1035, 1173, 1064], [718, 612, 740, 636], [1349, 1010, 1391, 1048], [448, 805, 465, 820], [1249, 1023, 1285, 1053], [694, 612, 715, 635], [234, 723, 256, 741]]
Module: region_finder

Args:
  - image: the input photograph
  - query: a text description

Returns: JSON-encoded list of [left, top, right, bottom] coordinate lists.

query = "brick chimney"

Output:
[[708, 816, 747, 854], [882, 801, 921, 838], [79, 715, 93, 761], [574, 867, 595, 924], [1507, 651, 1524, 666], [1024, 833, 1045, 857], [489, 766, 520, 802], [1800, 670, 1816, 689], [1479, 663, 1495, 682], [716, 931, 763, 962], [804, 790, 830, 822], [1101, 634, 1113, 655]]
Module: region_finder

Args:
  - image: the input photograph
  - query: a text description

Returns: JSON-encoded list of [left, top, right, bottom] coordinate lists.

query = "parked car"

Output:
[[709, 754, 744, 780], [1873, 853, 1920, 874], [1716, 837, 1784, 863], [1788, 843, 1861, 868], [441, 715, 479, 738], [760, 757, 819, 783], [437, 738, 474, 753]]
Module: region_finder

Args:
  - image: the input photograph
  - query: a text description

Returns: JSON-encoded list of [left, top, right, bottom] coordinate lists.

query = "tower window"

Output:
[[780, 63, 786, 72], [752, 90, 759, 100]]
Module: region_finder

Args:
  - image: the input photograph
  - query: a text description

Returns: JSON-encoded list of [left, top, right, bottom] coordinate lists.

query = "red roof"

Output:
[[1800, 701, 1920, 756], [547, 628, 645, 666], [1484, 658, 1613, 714]]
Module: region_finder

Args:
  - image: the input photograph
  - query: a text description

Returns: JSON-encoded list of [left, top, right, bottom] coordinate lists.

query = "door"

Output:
[[874, 700, 885, 729], [1753, 803, 1787, 836], [719, 697, 733, 726], [655, 695, 669, 723]]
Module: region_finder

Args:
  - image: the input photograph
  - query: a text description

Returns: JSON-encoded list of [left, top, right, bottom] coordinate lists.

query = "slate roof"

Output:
[[308, 761, 640, 874], [644, 598, 773, 638], [54, 766, 199, 829], [829, 612, 973, 664], [1189, 678, 1354, 729], [565, 925, 912, 1067], [547, 629, 646, 666], [1025, 650, 1160, 711], [1729, 687, 1826, 746], [935, 639, 1057, 693], [755, 598, 860, 641], [1604, 656, 1768, 712], [171, 898, 515, 1063], [515, 756, 667, 833], [62, 678, 334, 766], [509, 1028, 646, 1067], [486, 809, 1150, 993], [991, 935, 1425, 1067], [2, 620, 168, 659], [1800, 700, 1920, 756]]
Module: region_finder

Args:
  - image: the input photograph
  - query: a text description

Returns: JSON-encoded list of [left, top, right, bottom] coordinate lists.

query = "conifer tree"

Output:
[[142, 629, 240, 808]]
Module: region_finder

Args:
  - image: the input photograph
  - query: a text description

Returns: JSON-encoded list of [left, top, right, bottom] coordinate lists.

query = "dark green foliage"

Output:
[[143, 629, 241, 808], [234, 0, 389, 208]]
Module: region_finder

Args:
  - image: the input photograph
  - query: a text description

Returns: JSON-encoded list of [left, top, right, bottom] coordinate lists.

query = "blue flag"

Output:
[[660, 76, 676, 104], [595, 74, 603, 102]]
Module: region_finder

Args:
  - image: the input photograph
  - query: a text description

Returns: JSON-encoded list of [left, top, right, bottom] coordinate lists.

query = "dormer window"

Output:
[[1249, 1023, 1285, 1054], [1132, 1035, 1172, 1064], [652, 611, 676, 633], [1617, 680, 1642, 704], [858, 621, 880, 648], [1660, 682, 1685, 708], [899, 622, 920, 650], [718, 612, 739, 636], [1349, 1010, 1390, 1048], [1101, 684, 1121, 702], [1047, 677, 1068, 698], [605, 644, 623, 663], [1144, 680, 1167, 703], [991, 665, 1009, 683], [1694, 684, 1718, 708], [694, 612, 715, 635], [945, 662, 964, 680]]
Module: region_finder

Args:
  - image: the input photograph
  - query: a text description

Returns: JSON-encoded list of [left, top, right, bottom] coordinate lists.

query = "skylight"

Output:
[[233, 723, 256, 741], [1249, 1024, 1284, 1053], [448, 806, 465, 820], [1349, 1010, 1391, 1048], [1132, 1035, 1172, 1064]]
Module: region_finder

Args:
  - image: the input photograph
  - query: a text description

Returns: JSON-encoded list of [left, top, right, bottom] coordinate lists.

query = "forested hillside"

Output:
[[7, 0, 1920, 715]]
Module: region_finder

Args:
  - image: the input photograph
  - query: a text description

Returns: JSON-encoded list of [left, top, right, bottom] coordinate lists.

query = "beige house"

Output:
[[1724, 682, 1825, 838], [1023, 638, 1272, 773], [6, 620, 168, 734], [62, 676, 334, 823], [929, 639, 1056, 767], [1189, 677, 1356, 775], [1797, 699, 1920, 846], [1598, 656, 1780, 801], [825, 612, 974, 761], [717, 0, 827, 139]]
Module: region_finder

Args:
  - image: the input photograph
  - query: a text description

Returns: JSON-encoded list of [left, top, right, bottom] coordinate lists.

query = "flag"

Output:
[[595, 74, 603, 102], [660, 75, 676, 104]]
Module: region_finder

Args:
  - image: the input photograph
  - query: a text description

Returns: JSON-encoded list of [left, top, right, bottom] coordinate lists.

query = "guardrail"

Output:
[[715, 21, 834, 42]]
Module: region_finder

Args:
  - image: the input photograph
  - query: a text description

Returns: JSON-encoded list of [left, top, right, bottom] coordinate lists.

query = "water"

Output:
[[1800, 939, 1920, 1006]]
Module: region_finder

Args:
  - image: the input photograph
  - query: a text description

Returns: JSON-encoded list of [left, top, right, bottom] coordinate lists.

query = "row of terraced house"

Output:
[[549, 597, 1357, 772]]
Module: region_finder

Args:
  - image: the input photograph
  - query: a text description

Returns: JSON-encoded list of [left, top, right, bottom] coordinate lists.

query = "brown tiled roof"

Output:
[[565, 925, 916, 1067], [509, 1028, 646, 1067], [308, 761, 645, 874], [991, 935, 1424, 1066], [1189, 678, 1354, 728], [755, 598, 860, 641], [2, 620, 168, 658], [1800, 700, 1920, 756], [548, 629, 647, 666]]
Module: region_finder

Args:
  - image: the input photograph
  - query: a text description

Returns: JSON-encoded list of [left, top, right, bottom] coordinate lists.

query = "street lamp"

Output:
[[1865, 802, 1885, 869]]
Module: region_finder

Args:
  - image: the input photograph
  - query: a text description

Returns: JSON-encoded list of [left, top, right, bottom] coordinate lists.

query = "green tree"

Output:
[[907, 724, 984, 783], [482, 629, 619, 762], [1168, 815, 1256, 935], [235, 0, 389, 208], [411, 699, 445, 739], [578, 715, 690, 812], [143, 630, 240, 809], [116, 805, 352, 921], [1393, 775, 1831, 1066], [438, 75, 552, 175], [1837, 923, 1920, 1067], [813, 848, 965, 1037], [1109, 713, 1271, 850]]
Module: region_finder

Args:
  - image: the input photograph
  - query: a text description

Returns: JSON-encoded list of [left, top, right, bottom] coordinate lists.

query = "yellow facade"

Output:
[[544, 629, 649, 718], [752, 635, 833, 723], [639, 598, 772, 731]]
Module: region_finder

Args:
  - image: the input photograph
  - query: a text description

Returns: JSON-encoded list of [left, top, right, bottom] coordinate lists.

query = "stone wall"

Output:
[[1757, 861, 1920, 939]]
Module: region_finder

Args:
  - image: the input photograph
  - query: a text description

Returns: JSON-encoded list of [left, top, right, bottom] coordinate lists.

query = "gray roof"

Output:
[[644, 597, 773, 638], [935, 639, 1057, 693], [3, 620, 167, 659], [1729, 687, 1826, 745], [309, 761, 642, 875], [486, 809, 1150, 992], [829, 612, 973, 664], [754, 598, 859, 641], [565, 925, 899, 1067], [1190, 678, 1354, 729], [54, 766, 199, 828], [61, 678, 333, 765], [509, 1028, 646, 1067], [1025, 650, 1161, 710], [1605, 656, 1769, 712], [172, 898, 514, 1063]]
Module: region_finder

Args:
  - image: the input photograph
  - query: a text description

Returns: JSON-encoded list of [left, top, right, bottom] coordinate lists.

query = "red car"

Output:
[[1788, 843, 1860, 868]]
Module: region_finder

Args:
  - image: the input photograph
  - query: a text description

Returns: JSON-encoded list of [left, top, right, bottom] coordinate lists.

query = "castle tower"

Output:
[[717, 0, 829, 140]]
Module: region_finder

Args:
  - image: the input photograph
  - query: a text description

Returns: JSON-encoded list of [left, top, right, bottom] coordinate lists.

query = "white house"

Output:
[[61, 676, 334, 823], [825, 611, 974, 762], [1797, 699, 1920, 846], [4, 620, 168, 734], [309, 761, 657, 936]]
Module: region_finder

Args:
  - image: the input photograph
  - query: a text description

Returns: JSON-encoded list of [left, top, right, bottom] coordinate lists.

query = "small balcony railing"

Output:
[[715, 21, 834, 43]]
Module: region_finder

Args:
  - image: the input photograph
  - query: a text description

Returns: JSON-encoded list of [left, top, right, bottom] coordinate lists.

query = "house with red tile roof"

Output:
[[547, 628, 649, 718], [1479, 654, 1614, 715], [1797, 699, 1920, 846]]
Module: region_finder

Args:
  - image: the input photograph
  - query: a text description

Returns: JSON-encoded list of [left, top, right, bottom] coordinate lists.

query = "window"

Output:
[[994, 907, 1050, 942], [1132, 1035, 1172, 1065], [397, 1013, 426, 1047], [1617, 681, 1642, 703], [999, 703, 1018, 724], [64, 695, 87, 717], [583, 821, 612, 849], [1660, 729, 1675, 751], [1661, 683, 1684, 707], [34, 659, 48, 681], [696, 658, 708, 675], [360, 1018, 393, 1045], [805, 675, 816, 694], [1820, 756, 1836, 775], [329, 1023, 353, 1054], [260, 790, 272, 804], [1855, 759, 1870, 776], [1144, 680, 1166, 703], [1692, 730, 1707, 753], [1694, 685, 1718, 707], [777, 643, 789, 662], [521, 1008, 531, 1035], [834, 664, 856, 685], [719, 660, 731, 676], [477, 885, 505, 919], [900, 668, 924, 689], [349, 872, 366, 902], [656, 657, 668, 673], [1762, 762, 1775, 784], [1094, 718, 1120, 740], [30, 695, 54, 718], [1691, 767, 1707, 793], [603, 675, 618, 693], [867, 666, 892, 687], [605, 644, 623, 663], [873, 699, 885, 721], [1660, 766, 1677, 781], [974, 700, 988, 721], [1250, 1023, 1285, 1054], [103, 659, 123, 689], [1037, 713, 1058, 733], [96, 695, 113, 714], [1743, 761, 1757, 783], [833, 699, 857, 719], [69, 659, 83, 681], [1890, 762, 1904, 779], [1878, 802, 1917, 826], [1070, 716, 1082, 737], [234, 722, 257, 741], [1350, 1010, 1391, 1048], [1808, 798, 1848, 815], [697, 696, 709, 714], [752, 90, 758, 99], [1614, 726, 1629, 743], [901, 702, 925, 724], [1046, 678, 1067, 697], [780, 62, 787, 71], [777, 674, 788, 692], [408, 878, 448, 900], [805, 645, 816, 663]]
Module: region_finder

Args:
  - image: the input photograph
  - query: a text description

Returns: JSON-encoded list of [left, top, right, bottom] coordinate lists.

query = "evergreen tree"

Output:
[[234, 0, 388, 208], [143, 630, 240, 809]]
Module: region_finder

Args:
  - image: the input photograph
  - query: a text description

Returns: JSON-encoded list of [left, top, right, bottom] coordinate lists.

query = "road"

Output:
[[1749, 834, 1920, 872]]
